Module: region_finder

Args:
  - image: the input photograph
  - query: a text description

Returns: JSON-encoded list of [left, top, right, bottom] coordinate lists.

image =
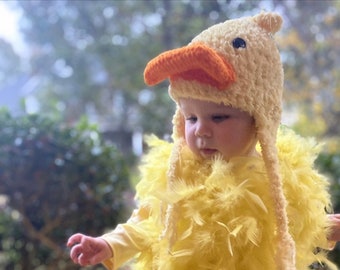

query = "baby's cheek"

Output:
[[186, 136, 197, 152], [184, 126, 192, 142]]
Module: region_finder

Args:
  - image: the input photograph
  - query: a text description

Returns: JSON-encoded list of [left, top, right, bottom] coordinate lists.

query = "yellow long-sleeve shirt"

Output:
[[101, 128, 336, 270]]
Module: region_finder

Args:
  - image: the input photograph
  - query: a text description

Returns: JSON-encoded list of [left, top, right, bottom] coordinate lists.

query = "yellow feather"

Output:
[[245, 190, 268, 213]]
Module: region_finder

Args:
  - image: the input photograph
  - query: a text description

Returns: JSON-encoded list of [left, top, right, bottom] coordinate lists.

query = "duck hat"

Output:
[[144, 12, 295, 270]]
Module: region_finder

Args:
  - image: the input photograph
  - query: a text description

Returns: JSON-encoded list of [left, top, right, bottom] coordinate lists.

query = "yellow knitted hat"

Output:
[[144, 12, 295, 270]]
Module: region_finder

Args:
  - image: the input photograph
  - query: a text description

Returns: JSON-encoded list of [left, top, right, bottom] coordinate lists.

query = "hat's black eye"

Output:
[[232, 37, 246, 49]]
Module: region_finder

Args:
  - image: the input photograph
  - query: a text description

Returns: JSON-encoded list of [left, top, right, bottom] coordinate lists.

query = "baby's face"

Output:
[[179, 98, 258, 161]]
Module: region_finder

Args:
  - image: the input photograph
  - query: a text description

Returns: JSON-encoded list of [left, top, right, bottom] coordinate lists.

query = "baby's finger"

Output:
[[67, 233, 84, 247], [78, 253, 92, 266], [70, 245, 83, 264]]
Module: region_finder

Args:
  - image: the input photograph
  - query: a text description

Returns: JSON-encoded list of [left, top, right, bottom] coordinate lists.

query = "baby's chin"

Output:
[[199, 150, 226, 161], [201, 149, 260, 161], [199, 148, 218, 157]]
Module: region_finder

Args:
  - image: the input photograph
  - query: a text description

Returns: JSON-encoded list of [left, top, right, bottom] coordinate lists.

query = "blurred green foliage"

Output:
[[0, 109, 132, 269], [316, 151, 340, 266], [317, 153, 340, 211]]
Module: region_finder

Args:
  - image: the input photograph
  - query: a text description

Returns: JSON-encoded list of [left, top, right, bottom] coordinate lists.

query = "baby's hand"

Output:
[[67, 233, 112, 266], [328, 214, 340, 242]]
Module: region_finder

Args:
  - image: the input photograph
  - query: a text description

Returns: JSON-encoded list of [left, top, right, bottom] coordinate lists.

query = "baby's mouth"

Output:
[[200, 148, 218, 156]]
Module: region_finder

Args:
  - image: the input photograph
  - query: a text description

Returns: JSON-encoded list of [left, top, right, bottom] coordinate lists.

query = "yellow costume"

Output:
[[102, 129, 334, 269], [100, 12, 337, 269]]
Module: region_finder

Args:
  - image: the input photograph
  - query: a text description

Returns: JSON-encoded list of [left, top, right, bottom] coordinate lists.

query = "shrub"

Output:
[[0, 110, 132, 269]]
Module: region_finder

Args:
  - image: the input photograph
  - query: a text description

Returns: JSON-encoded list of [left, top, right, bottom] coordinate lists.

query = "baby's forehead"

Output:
[[178, 98, 254, 120], [179, 97, 239, 111]]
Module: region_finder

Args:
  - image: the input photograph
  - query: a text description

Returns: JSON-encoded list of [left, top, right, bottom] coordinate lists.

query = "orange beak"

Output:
[[144, 43, 236, 90]]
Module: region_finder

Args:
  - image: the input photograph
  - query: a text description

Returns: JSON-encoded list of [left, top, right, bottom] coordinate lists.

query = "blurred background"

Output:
[[0, 0, 339, 269]]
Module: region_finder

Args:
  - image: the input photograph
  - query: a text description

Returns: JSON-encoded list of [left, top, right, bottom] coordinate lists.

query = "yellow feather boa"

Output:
[[132, 128, 336, 270]]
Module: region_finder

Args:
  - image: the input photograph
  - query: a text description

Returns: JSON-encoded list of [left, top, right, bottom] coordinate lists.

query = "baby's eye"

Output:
[[212, 115, 229, 122], [186, 116, 197, 123]]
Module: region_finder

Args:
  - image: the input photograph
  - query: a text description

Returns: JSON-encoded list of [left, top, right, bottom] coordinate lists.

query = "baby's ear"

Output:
[[253, 12, 283, 35]]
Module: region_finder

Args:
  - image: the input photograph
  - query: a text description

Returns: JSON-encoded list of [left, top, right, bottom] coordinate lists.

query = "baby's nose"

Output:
[[195, 121, 211, 137]]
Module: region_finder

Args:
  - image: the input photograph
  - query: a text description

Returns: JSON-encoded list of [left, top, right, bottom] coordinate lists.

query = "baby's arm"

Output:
[[67, 206, 151, 269], [67, 233, 113, 266], [328, 214, 340, 242]]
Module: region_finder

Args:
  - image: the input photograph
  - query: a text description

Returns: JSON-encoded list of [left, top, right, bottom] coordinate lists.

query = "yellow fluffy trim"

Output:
[[132, 128, 334, 270]]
